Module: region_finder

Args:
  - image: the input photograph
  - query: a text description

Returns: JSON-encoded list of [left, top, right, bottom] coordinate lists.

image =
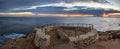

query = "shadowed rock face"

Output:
[[0, 29, 120, 49]]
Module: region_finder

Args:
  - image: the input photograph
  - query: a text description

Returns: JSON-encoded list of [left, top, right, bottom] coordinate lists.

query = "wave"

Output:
[[3, 33, 25, 39], [0, 33, 25, 46]]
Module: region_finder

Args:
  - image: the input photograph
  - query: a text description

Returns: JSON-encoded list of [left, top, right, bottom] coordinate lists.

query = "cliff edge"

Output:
[[0, 29, 120, 49]]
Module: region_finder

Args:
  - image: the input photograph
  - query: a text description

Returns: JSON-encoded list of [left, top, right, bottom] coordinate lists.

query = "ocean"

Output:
[[0, 17, 120, 46]]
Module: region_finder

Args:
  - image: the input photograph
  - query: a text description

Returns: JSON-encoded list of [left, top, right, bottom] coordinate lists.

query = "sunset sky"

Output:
[[0, 0, 120, 17]]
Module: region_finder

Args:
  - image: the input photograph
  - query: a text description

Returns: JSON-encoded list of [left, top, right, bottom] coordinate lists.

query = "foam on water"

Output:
[[3, 33, 25, 39], [0, 33, 25, 46]]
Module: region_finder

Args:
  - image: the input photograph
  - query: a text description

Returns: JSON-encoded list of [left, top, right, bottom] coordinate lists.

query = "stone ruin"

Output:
[[34, 23, 99, 49]]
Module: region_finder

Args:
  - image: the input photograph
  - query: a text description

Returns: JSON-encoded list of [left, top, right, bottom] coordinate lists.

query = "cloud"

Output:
[[11, 2, 120, 11], [0, 0, 109, 11], [0, 0, 59, 12], [106, 0, 120, 7], [0, 0, 120, 13]]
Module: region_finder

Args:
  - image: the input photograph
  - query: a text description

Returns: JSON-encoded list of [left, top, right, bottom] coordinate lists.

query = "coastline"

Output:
[[0, 28, 120, 49]]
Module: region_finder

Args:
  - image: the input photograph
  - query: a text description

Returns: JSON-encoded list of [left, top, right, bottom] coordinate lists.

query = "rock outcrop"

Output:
[[0, 28, 120, 49], [0, 31, 39, 49]]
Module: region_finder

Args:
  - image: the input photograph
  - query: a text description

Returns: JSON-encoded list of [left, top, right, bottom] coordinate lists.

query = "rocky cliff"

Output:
[[0, 29, 120, 49]]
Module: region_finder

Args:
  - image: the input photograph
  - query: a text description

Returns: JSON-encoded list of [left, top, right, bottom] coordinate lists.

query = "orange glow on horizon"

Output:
[[0, 12, 119, 17], [102, 12, 120, 17], [0, 12, 94, 17], [102, 12, 109, 17], [109, 13, 120, 15], [0, 12, 35, 16], [37, 14, 94, 17]]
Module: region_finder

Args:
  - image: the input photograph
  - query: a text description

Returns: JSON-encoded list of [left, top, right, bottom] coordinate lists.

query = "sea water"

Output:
[[0, 17, 120, 46]]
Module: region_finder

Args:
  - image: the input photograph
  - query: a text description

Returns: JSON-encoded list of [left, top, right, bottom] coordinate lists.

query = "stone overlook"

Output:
[[34, 23, 99, 49]]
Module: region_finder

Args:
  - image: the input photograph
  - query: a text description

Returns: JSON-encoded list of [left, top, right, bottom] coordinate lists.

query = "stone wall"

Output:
[[34, 26, 99, 49], [73, 30, 99, 49]]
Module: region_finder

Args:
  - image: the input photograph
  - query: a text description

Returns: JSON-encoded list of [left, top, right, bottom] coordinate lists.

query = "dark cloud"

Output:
[[0, 0, 119, 17], [13, 6, 66, 14], [0, 0, 59, 12], [0, 0, 111, 12], [12, 6, 120, 16], [57, 0, 109, 3]]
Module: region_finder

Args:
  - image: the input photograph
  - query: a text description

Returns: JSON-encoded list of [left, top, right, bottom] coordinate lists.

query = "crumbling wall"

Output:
[[34, 27, 99, 49], [34, 28, 50, 49], [34, 28, 70, 49], [74, 32, 99, 48]]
